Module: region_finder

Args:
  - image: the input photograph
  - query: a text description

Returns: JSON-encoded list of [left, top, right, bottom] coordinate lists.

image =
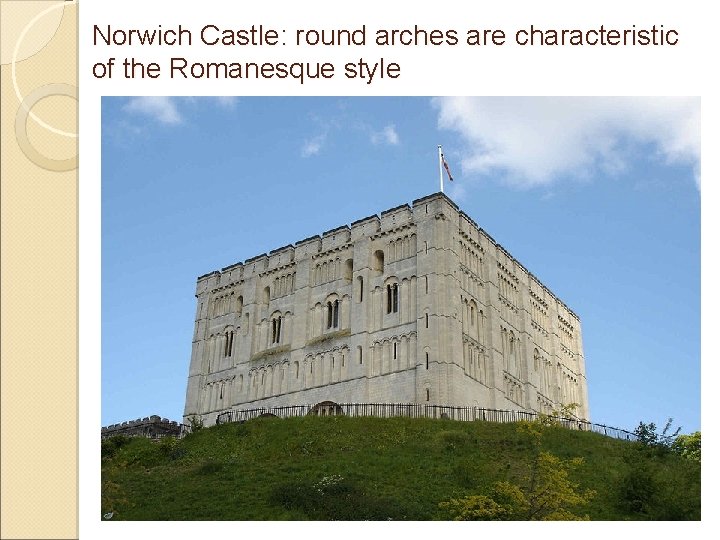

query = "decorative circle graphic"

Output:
[[12, 1, 77, 139], [1, 1, 64, 65], [15, 83, 78, 172]]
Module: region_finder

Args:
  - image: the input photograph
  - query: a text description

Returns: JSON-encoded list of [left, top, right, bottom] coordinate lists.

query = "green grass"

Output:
[[101, 416, 700, 520]]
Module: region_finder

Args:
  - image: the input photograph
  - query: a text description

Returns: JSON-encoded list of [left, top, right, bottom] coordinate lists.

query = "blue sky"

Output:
[[101, 96, 700, 434]]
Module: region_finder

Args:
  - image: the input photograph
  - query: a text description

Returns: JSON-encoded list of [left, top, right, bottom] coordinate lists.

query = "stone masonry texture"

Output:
[[183, 193, 589, 425]]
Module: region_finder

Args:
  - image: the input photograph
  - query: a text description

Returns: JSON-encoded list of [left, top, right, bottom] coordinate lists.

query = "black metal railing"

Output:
[[213, 403, 637, 441]]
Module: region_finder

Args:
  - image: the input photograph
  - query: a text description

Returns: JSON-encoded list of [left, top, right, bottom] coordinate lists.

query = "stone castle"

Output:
[[183, 193, 589, 425]]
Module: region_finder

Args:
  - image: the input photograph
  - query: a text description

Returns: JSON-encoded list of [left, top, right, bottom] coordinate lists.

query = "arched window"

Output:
[[326, 298, 340, 329], [271, 313, 282, 344], [373, 250, 385, 273], [356, 276, 364, 303], [263, 286, 270, 305], [386, 283, 399, 313], [223, 330, 234, 357]]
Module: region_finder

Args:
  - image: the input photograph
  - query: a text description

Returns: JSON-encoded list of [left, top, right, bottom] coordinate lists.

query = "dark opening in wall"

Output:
[[386, 283, 399, 313], [373, 250, 385, 273], [263, 286, 270, 305]]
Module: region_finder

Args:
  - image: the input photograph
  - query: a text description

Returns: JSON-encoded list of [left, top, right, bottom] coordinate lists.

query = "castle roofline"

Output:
[[221, 261, 244, 272], [197, 270, 220, 280], [269, 244, 294, 255], [351, 214, 380, 227], [195, 192, 579, 320], [380, 203, 411, 216], [412, 191, 459, 211], [295, 234, 321, 246], [322, 225, 350, 236], [244, 254, 268, 264]]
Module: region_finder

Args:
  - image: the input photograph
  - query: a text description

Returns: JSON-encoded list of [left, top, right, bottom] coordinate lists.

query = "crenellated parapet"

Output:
[[101, 415, 181, 439]]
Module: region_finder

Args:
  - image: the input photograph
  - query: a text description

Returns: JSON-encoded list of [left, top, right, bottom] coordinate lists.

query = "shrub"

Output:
[[157, 436, 186, 460], [672, 432, 700, 462], [101, 435, 133, 459], [188, 415, 204, 433]]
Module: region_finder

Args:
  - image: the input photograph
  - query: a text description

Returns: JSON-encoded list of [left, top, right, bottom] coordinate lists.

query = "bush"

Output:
[[616, 463, 659, 515], [439, 494, 513, 520], [101, 435, 133, 459], [188, 415, 204, 433], [672, 432, 700, 462], [158, 436, 186, 460], [615, 424, 701, 520]]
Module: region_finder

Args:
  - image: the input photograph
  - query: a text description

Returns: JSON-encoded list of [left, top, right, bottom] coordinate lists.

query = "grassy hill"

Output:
[[101, 415, 700, 520]]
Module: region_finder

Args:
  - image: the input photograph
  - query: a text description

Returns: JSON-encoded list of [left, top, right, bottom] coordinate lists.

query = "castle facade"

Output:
[[183, 193, 589, 425]]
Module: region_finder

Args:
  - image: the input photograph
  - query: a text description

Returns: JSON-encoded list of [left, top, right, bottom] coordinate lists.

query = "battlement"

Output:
[[101, 415, 181, 439]]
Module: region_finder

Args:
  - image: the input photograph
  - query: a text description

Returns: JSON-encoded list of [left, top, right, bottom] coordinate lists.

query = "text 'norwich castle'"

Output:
[[184, 193, 588, 424]]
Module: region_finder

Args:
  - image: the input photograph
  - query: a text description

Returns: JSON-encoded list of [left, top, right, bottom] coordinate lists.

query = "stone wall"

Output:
[[101, 415, 181, 438], [184, 193, 589, 426]]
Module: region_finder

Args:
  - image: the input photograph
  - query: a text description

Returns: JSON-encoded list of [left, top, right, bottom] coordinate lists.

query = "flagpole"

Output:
[[438, 145, 444, 193]]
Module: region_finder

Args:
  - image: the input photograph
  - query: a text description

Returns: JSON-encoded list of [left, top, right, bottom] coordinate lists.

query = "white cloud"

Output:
[[122, 97, 240, 126], [371, 124, 400, 146], [301, 133, 326, 157], [433, 97, 700, 189], [214, 96, 238, 109], [124, 97, 182, 125]]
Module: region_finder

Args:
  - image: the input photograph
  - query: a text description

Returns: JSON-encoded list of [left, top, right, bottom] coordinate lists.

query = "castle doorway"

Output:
[[308, 401, 344, 416]]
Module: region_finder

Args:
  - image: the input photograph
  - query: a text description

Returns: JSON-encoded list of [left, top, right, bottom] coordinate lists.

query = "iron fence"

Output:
[[213, 403, 637, 441]]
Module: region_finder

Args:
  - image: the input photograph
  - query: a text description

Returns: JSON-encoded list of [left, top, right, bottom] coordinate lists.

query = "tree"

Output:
[[672, 432, 700, 462], [616, 420, 700, 519], [537, 403, 581, 427], [633, 418, 680, 450], [440, 421, 595, 520]]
